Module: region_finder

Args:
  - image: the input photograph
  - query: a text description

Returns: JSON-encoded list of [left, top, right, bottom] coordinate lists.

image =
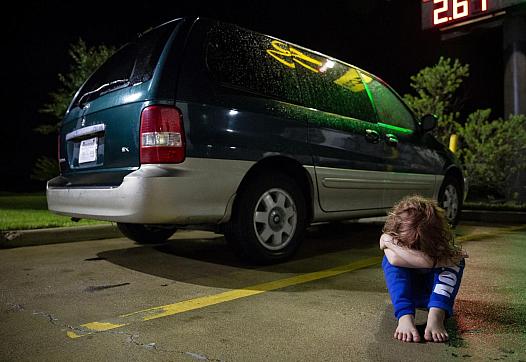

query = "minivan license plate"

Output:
[[79, 137, 98, 164]]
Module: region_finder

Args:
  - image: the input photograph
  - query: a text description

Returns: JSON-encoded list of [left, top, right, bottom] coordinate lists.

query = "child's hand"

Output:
[[379, 233, 393, 250]]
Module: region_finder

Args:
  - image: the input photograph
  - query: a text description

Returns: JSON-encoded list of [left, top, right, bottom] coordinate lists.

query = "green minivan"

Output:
[[47, 17, 465, 263]]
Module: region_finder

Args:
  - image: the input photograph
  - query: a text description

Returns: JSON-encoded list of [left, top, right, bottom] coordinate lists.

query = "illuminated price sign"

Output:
[[422, 0, 526, 29]]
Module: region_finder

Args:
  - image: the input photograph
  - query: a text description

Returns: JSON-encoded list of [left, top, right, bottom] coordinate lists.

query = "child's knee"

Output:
[[429, 263, 465, 315]]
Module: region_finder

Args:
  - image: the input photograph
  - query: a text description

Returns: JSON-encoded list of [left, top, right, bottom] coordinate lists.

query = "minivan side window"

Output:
[[73, 23, 175, 107], [289, 48, 376, 122], [206, 24, 302, 105], [366, 76, 416, 132]]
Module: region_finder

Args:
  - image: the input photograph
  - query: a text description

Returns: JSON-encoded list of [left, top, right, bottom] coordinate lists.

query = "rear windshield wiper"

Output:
[[77, 79, 130, 107]]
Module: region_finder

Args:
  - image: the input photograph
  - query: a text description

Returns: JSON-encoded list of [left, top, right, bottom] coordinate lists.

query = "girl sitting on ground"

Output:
[[380, 195, 467, 343]]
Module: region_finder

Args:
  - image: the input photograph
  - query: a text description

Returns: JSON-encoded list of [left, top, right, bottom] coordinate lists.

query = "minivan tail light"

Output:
[[140, 106, 185, 164]]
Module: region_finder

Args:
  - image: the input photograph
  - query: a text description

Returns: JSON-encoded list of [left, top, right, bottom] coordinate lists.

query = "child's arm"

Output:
[[384, 242, 435, 268], [380, 233, 435, 268]]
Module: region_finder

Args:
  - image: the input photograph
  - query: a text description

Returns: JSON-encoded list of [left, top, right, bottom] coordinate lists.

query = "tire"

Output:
[[225, 173, 307, 264], [438, 177, 462, 227], [117, 223, 177, 244]]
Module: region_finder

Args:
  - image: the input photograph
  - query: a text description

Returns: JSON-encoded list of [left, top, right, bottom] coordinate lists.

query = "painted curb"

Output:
[[0, 224, 122, 248]]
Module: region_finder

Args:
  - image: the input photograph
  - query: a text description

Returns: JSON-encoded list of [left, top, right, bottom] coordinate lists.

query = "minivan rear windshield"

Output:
[[73, 21, 176, 107]]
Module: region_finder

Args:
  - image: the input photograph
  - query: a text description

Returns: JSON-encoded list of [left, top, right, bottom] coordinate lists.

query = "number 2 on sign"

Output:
[[434, 0, 449, 25]]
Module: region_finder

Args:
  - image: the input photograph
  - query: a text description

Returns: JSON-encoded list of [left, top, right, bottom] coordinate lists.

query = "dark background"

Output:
[[2, 0, 502, 192]]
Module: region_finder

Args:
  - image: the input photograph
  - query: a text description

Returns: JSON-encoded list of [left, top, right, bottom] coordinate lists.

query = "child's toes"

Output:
[[411, 329, 421, 342], [434, 332, 446, 342], [424, 329, 433, 341]]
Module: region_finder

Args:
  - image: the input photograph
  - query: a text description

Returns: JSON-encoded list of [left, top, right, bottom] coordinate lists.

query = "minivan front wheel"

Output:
[[438, 177, 462, 226], [226, 174, 307, 264], [117, 223, 177, 244]]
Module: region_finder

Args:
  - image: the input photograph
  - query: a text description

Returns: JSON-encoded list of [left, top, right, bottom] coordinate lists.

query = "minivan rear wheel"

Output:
[[438, 177, 462, 227], [117, 223, 177, 244], [225, 174, 307, 264]]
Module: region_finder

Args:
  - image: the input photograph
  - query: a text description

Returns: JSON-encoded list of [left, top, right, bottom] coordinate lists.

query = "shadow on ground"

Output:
[[96, 221, 384, 290]]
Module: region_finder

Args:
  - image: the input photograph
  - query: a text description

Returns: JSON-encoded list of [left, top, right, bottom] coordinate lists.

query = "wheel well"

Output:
[[443, 167, 465, 198], [234, 156, 314, 222]]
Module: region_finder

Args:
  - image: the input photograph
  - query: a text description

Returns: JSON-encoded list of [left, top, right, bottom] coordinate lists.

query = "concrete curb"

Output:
[[461, 210, 526, 224], [0, 224, 122, 249]]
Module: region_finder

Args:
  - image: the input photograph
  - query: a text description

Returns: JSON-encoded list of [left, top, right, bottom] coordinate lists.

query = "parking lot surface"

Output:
[[1, 221, 525, 361]]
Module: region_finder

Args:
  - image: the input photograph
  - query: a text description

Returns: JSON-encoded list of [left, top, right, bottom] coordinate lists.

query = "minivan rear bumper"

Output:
[[46, 158, 254, 225]]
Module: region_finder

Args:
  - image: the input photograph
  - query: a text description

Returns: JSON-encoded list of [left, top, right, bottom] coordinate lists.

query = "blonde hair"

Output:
[[383, 195, 463, 265]]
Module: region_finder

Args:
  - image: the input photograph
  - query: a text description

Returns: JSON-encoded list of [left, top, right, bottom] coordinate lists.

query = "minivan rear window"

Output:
[[291, 48, 376, 123], [206, 24, 303, 105], [206, 23, 376, 123], [73, 22, 176, 107]]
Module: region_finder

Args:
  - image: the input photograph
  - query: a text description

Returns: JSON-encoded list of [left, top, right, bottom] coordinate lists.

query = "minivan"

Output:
[[47, 17, 465, 263]]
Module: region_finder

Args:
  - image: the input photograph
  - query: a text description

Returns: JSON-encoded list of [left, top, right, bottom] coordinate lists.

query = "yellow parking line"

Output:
[[67, 256, 382, 339]]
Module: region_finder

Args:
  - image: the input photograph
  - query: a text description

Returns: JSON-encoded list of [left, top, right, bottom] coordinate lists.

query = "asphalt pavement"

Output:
[[1, 221, 525, 361]]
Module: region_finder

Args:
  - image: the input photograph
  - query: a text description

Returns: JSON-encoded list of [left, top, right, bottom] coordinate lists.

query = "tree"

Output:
[[37, 39, 115, 134], [31, 39, 114, 182], [403, 57, 470, 145]]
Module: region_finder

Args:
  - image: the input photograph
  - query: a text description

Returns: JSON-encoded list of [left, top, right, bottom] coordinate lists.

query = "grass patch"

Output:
[[0, 194, 107, 231]]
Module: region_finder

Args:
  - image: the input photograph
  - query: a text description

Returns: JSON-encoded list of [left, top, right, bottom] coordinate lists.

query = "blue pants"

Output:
[[382, 256, 465, 319]]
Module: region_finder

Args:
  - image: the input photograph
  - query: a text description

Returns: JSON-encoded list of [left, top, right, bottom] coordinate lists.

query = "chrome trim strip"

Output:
[[322, 178, 384, 189], [65, 124, 106, 141]]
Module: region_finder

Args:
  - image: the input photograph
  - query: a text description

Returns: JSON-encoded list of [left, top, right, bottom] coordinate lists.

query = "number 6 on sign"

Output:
[[453, 0, 469, 19]]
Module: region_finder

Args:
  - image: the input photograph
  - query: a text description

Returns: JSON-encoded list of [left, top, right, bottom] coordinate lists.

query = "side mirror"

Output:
[[421, 114, 437, 133]]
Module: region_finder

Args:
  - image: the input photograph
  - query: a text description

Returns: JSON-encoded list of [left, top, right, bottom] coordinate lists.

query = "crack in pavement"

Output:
[[32, 311, 59, 325], [5, 303, 25, 313], [28, 308, 224, 361], [119, 331, 223, 361]]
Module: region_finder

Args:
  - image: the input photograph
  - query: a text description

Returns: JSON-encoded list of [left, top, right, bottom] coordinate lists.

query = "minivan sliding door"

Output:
[[291, 51, 385, 212]]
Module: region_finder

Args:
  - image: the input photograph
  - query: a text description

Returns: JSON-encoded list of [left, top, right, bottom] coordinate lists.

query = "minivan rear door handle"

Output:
[[365, 129, 380, 144], [65, 124, 106, 141]]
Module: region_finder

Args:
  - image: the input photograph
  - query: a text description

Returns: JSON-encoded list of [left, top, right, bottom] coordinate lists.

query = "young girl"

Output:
[[380, 195, 467, 343]]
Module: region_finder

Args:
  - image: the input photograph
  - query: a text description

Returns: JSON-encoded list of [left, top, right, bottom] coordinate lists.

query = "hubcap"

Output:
[[253, 188, 297, 251], [442, 184, 459, 222]]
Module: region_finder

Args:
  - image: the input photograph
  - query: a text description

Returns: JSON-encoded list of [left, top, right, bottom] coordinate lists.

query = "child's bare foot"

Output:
[[394, 314, 420, 342], [425, 308, 449, 342]]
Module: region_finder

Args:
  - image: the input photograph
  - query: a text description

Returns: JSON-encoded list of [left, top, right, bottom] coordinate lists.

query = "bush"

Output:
[[457, 110, 526, 199]]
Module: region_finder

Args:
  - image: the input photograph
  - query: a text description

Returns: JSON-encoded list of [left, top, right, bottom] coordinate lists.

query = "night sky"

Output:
[[2, 0, 502, 192]]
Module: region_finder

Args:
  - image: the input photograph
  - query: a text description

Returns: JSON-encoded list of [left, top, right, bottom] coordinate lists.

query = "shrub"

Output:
[[456, 110, 526, 199]]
